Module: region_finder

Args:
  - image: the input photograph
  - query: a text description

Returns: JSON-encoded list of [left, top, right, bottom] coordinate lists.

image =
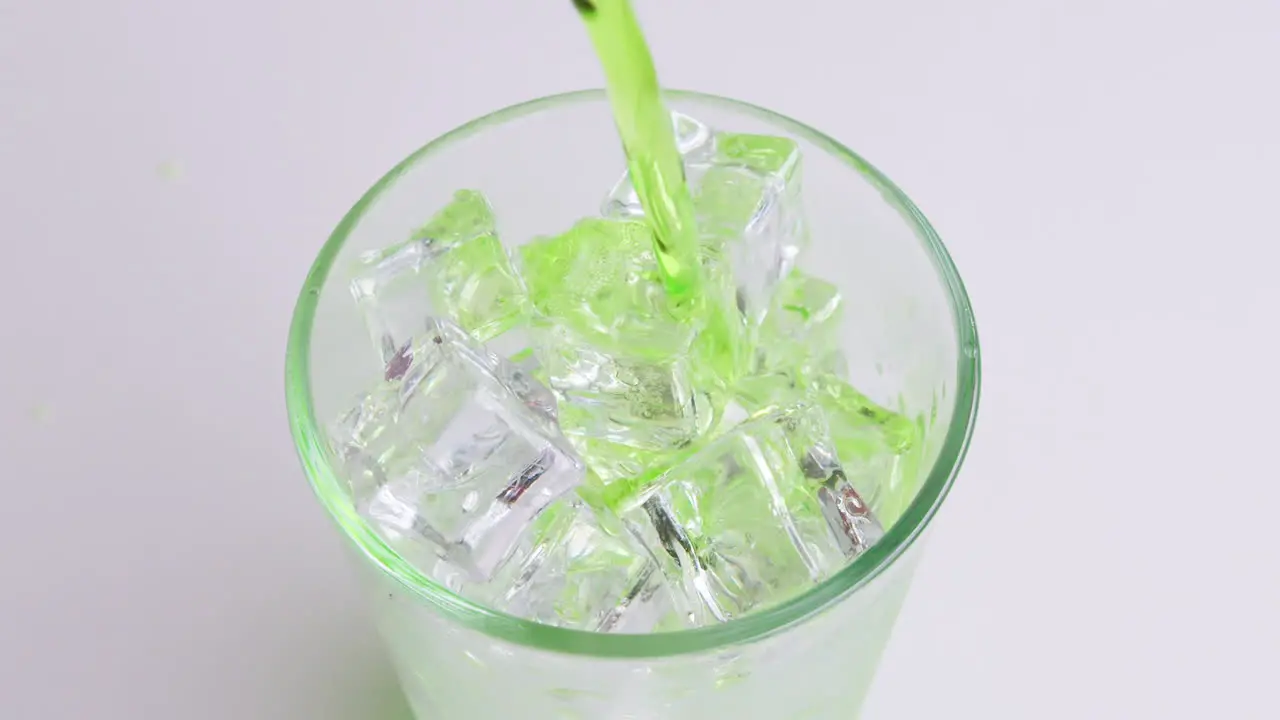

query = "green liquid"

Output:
[[573, 0, 702, 312], [333, 2, 927, 641]]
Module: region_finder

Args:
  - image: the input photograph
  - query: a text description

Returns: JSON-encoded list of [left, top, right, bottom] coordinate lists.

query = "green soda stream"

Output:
[[572, 0, 703, 312]]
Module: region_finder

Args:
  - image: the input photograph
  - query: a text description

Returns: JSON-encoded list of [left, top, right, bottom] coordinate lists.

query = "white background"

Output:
[[2, 1, 1278, 717]]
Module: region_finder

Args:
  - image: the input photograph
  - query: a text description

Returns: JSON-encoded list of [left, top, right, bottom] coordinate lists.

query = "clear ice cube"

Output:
[[603, 111, 715, 219], [755, 271, 844, 376], [623, 403, 883, 625], [437, 497, 681, 632], [807, 374, 921, 515], [332, 319, 581, 580], [602, 119, 808, 329], [730, 270, 847, 433], [673, 111, 716, 158], [349, 190, 528, 366], [519, 218, 718, 478], [695, 133, 807, 327]]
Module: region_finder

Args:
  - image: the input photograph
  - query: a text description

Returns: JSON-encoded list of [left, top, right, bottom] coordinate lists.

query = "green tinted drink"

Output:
[[332, 0, 918, 638], [287, 3, 979, 718]]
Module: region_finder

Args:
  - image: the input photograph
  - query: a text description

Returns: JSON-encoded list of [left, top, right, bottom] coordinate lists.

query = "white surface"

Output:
[[2, 1, 1278, 718]]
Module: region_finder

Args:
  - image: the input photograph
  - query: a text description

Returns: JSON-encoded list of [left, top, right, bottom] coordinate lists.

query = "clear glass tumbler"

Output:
[[285, 90, 980, 720]]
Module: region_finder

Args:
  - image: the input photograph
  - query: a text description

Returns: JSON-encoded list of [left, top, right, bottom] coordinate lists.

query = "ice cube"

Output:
[[519, 218, 721, 479], [603, 112, 715, 219], [694, 133, 807, 327], [732, 370, 803, 415], [806, 374, 921, 517], [726, 270, 849, 431], [623, 403, 882, 625], [602, 121, 808, 329], [439, 497, 682, 632], [730, 369, 919, 523], [755, 271, 844, 376], [331, 319, 581, 580], [350, 190, 528, 366], [672, 111, 716, 158]]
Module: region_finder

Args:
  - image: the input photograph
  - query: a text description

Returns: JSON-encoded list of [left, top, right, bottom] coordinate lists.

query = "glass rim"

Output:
[[284, 88, 981, 659]]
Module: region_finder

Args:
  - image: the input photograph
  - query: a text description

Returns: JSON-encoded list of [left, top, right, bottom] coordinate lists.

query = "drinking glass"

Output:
[[285, 89, 981, 719]]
